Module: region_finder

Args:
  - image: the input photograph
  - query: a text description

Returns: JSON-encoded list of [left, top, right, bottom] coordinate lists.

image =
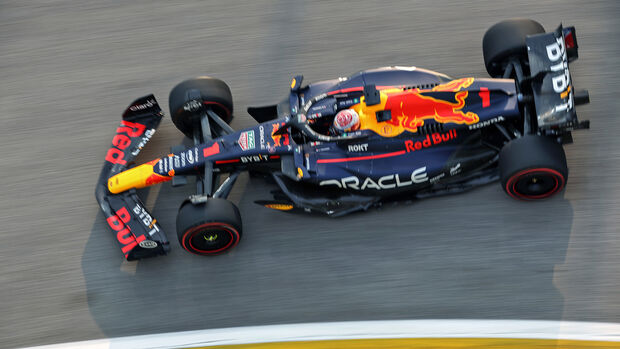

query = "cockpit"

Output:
[[250, 67, 461, 142]]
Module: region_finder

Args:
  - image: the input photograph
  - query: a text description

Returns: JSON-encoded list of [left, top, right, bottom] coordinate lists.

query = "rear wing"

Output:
[[526, 25, 589, 131], [95, 95, 170, 260]]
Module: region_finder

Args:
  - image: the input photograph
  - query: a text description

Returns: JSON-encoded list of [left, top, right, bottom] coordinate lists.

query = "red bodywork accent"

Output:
[[215, 159, 240, 164], [203, 142, 221, 157], [112, 134, 131, 149], [144, 158, 171, 186], [116, 229, 134, 253], [106, 206, 144, 258], [317, 150, 406, 164], [145, 173, 171, 186], [105, 148, 127, 165], [215, 155, 280, 165], [117, 120, 146, 137], [106, 207, 130, 231], [105, 120, 147, 165], [564, 31, 575, 49], [327, 85, 395, 96], [479, 87, 490, 108]]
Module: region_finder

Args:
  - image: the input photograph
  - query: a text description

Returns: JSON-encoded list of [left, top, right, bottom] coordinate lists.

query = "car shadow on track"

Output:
[[83, 177, 574, 338]]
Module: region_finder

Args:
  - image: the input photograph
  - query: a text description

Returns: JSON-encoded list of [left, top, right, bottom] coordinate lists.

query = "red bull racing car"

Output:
[[96, 19, 590, 260]]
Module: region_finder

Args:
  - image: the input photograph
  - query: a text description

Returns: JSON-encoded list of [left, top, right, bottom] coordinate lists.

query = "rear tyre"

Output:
[[483, 19, 545, 77], [176, 198, 242, 256], [169, 77, 233, 138], [499, 135, 568, 200]]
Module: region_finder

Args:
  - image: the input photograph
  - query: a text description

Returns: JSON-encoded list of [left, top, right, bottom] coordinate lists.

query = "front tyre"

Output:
[[168, 77, 233, 139], [176, 198, 242, 256], [499, 135, 568, 200]]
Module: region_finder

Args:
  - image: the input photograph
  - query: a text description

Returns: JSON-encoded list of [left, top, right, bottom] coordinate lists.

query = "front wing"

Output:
[[95, 95, 170, 260]]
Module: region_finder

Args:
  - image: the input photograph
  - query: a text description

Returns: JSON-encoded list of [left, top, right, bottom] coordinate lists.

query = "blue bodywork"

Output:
[[154, 66, 521, 215]]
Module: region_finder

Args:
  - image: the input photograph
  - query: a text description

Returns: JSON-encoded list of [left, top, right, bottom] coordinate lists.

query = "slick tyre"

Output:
[[499, 135, 568, 200], [483, 19, 545, 77], [169, 77, 233, 138], [176, 198, 242, 256]]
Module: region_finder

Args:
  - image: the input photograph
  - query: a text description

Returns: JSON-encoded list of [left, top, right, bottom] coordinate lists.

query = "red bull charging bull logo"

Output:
[[385, 78, 478, 132], [352, 78, 480, 137]]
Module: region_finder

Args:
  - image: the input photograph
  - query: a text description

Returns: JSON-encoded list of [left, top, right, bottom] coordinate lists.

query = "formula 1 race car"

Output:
[[96, 19, 589, 260]]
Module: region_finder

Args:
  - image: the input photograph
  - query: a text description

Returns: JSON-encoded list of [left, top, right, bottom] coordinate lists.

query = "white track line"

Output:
[[22, 319, 620, 349]]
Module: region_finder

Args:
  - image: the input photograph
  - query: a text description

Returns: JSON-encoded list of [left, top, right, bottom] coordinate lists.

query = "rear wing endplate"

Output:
[[526, 25, 584, 130]]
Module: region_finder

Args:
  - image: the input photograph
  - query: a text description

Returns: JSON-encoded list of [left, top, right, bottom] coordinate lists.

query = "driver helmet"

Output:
[[333, 109, 360, 133]]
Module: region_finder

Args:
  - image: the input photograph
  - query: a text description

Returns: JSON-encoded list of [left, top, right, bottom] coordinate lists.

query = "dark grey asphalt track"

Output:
[[1, 1, 619, 347]]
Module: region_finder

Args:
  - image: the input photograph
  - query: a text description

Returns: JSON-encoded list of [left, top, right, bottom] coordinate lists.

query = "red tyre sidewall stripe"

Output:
[[182, 222, 240, 254], [506, 168, 565, 200], [202, 101, 231, 119]]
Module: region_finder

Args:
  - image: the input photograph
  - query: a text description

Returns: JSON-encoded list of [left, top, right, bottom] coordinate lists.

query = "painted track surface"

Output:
[[1, 1, 618, 347]]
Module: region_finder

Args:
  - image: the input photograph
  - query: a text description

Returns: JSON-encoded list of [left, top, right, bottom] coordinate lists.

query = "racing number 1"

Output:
[[479, 87, 490, 108]]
